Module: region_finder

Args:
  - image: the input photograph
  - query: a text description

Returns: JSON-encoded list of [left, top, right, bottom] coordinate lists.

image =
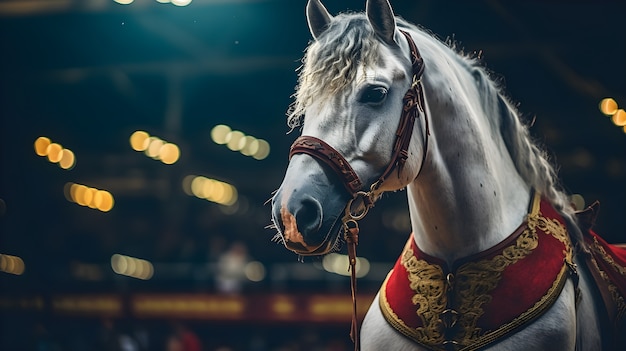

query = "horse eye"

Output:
[[359, 86, 388, 104]]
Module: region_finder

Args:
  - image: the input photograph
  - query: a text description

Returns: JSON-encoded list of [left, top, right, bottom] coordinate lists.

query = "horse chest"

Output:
[[378, 194, 575, 351]]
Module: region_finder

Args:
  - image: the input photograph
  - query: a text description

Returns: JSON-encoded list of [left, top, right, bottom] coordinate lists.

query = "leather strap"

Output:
[[344, 220, 360, 351], [290, 136, 363, 195]]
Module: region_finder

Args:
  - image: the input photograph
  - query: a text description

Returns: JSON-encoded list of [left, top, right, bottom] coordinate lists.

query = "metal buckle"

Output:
[[345, 191, 372, 220]]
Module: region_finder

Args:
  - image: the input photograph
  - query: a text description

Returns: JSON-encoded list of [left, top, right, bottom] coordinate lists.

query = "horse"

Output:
[[270, 0, 624, 350]]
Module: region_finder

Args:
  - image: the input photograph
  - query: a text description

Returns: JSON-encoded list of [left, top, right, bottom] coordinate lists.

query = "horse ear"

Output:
[[306, 0, 333, 40], [366, 0, 397, 45]]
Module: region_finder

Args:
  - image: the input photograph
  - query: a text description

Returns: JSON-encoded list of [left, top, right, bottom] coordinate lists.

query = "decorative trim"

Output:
[[589, 238, 626, 322]]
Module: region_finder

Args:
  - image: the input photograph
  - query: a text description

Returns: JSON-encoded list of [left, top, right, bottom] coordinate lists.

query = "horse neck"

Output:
[[405, 70, 531, 265]]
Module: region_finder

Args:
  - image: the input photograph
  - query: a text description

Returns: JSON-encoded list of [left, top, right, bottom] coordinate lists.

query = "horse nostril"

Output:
[[294, 196, 323, 234]]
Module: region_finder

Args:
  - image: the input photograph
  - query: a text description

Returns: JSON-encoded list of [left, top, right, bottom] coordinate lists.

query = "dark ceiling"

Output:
[[0, 0, 625, 291]]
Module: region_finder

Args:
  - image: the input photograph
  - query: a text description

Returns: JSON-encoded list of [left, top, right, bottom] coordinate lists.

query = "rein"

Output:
[[289, 30, 428, 350]]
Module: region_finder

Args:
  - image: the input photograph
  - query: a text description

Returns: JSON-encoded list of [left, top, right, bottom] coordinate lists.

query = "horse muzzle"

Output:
[[271, 185, 346, 256]]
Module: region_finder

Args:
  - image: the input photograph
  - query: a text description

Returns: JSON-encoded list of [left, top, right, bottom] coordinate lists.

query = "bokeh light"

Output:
[[211, 124, 270, 160], [34, 137, 51, 156], [0, 254, 25, 275], [66, 183, 114, 212], [111, 254, 153, 280], [130, 131, 181, 165], [612, 109, 626, 127], [599, 97, 618, 116], [185, 175, 238, 206]]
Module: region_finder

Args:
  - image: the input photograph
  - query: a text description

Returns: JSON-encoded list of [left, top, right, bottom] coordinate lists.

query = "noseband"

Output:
[[287, 30, 428, 350]]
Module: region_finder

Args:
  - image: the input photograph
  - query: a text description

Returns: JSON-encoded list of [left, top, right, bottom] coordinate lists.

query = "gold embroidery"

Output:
[[401, 247, 446, 345], [453, 225, 538, 344], [530, 211, 574, 266], [593, 237, 626, 277]]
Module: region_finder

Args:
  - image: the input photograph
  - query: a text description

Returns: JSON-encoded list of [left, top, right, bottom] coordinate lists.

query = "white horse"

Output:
[[270, 0, 615, 350]]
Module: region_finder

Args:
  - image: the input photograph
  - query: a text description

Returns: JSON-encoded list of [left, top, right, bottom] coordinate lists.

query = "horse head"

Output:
[[270, 0, 427, 256]]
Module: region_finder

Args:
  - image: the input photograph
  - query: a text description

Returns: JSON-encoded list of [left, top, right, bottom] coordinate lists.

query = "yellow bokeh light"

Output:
[[59, 149, 75, 170], [98, 191, 114, 212], [599, 98, 618, 116], [209, 181, 226, 202], [72, 184, 88, 205], [0, 254, 25, 275], [226, 131, 245, 151], [130, 131, 150, 151], [612, 109, 626, 126], [113, 0, 134, 4], [191, 176, 205, 198], [46, 143, 63, 163], [171, 0, 192, 6], [84, 188, 97, 208], [146, 137, 164, 158], [253, 139, 270, 160], [211, 125, 231, 145], [111, 254, 126, 274], [224, 185, 238, 206], [34, 137, 51, 156], [67, 183, 113, 212], [241, 138, 260, 156], [159, 143, 180, 164], [201, 178, 215, 199]]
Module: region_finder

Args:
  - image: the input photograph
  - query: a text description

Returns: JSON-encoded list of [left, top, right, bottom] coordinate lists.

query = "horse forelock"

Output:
[[287, 14, 381, 129]]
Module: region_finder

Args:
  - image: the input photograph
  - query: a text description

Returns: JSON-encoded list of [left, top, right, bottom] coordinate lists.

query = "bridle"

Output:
[[287, 30, 429, 350], [289, 30, 428, 349]]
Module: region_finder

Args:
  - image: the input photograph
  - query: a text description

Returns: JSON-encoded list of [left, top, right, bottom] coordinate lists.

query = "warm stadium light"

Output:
[[599, 97, 618, 116], [322, 253, 370, 278], [34, 137, 51, 156], [111, 254, 153, 280], [210, 125, 270, 160], [171, 0, 192, 6], [184, 175, 238, 206], [130, 131, 181, 165], [129, 131, 150, 151], [65, 182, 114, 212], [34, 137, 76, 170], [612, 109, 626, 127], [0, 254, 25, 276]]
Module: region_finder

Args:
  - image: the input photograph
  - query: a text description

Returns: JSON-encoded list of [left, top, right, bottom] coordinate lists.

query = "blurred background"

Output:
[[0, 0, 624, 350]]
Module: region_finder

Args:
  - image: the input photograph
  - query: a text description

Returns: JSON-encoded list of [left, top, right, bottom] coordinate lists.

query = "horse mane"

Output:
[[495, 89, 583, 243], [288, 13, 583, 244]]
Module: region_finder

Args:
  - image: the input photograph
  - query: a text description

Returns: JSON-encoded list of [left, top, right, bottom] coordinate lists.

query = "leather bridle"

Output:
[[288, 30, 428, 350]]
